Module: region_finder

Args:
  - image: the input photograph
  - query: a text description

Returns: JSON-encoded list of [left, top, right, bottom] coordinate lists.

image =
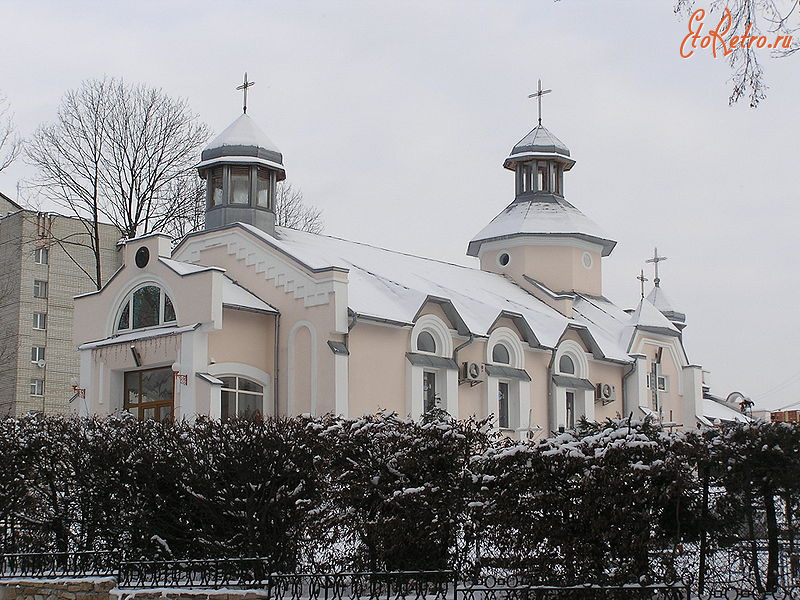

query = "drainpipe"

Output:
[[344, 311, 359, 351], [621, 360, 637, 415], [273, 313, 280, 418], [453, 333, 474, 366]]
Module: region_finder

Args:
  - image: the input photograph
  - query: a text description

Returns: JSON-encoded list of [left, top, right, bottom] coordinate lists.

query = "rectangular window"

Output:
[[30, 379, 44, 396], [423, 371, 437, 413], [657, 375, 669, 392], [33, 280, 48, 298], [230, 167, 250, 204], [566, 391, 575, 429], [34, 247, 49, 265], [124, 367, 174, 421], [537, 166, 548, 192], [31, 346, 45, 363], [32, 313, 47, 330], [498, 382, 510, 429], [256, 168, 270, 208], [554, 166, 561, 195], [210, 169, 224, 207]]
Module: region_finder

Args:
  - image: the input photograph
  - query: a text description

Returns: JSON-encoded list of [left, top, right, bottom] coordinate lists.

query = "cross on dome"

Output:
[[528, 79, 552, 126], [236, 72, 255, 114], [645, 247, 668, 287]]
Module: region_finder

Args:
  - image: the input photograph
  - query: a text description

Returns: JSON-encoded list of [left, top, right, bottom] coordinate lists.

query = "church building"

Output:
[[71, 94, 746, 435]]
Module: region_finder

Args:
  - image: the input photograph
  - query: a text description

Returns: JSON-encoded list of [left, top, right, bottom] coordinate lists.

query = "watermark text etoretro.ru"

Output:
[[680, 8, 793, 58]]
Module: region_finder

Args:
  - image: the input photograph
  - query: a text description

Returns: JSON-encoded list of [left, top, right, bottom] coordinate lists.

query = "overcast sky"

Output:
[[1, 0, 798, 411]]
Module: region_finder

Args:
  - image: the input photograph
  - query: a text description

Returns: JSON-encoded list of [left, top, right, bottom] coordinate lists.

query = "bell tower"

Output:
[[468, 83, 616, 301], [197, 74, 286, 237]]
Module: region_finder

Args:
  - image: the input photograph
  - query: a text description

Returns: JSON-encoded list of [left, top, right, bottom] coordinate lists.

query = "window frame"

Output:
[[32, 312, 47, 330], [220, 375, 265, 420], [30, 378, 44, 397], [31, 346, 45, 363], [115, 284, 177, 333], [34, 247, 49, 265], [33, 280, 48, 298], [123, 366, 175, 421]]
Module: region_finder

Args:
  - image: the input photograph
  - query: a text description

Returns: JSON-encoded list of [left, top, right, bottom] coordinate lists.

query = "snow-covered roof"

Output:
[[703, 398, 750, 423], [199, 114, 285, 176], [507, 124, 570, 159], [162, 256, 276, 314], [78, 323, 201, 350], [221, 277, 277, 314], [220, 223, 635, 361], [646, 286, 686, 324], [467, 198, 617, 257], [204, 114, 282, 156]]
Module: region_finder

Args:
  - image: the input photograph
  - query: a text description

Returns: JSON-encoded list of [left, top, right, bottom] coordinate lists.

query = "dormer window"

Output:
[[117, 284, 177, 332]]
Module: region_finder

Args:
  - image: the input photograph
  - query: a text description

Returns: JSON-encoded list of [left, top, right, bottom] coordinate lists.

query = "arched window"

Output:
[[117, 285, 177, 331], [416, 331, 437, 354], [558, 354, 575, 375], [221, 376, 264, 420], [492, 343, 511, 365]]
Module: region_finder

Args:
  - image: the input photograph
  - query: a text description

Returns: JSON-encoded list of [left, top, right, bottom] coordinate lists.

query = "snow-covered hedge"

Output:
[[0, 413, 797, 589]]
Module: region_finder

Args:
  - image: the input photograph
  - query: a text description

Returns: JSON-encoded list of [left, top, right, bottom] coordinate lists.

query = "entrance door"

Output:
[[124, 367, 174, 421]]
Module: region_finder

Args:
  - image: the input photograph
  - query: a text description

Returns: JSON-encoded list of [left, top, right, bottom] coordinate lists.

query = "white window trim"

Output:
[[408, 314, 458, 420], [114, 282, 178, 334], [31, 346, 45, 363], [208, 362, 271, 420], [551, 340, 594, 431], [30, 379, 44, 396], [32, 313, 47, 330], [33, 280, 48, 298], [485, 328, 530, 435], [34, 247, 49, 265]]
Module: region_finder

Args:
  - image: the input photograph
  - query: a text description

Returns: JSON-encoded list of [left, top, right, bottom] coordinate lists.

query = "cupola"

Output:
[[468, 84, 616, 301], [197, 75, 286, 237]]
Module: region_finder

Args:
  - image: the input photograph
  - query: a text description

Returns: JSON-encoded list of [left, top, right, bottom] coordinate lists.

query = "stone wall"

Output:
[[0, 577, 117, 599], [0, 578, 274, 600]]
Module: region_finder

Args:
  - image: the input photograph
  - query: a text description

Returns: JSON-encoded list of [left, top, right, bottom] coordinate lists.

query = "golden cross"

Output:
[[236, 72, 255, 114], [528, 79, 552, 126]]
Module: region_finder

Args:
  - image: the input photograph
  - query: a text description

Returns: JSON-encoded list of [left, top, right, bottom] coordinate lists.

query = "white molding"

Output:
[[554, 339, 589, 378], [208, 362, 272, 418], [287, 321, 318, 416], [486, 327, 525, 369], [174, 230, 337, 309], [106, 276, 180, 337], [411, 314, 453, 357], [478, 236, 604, 257]]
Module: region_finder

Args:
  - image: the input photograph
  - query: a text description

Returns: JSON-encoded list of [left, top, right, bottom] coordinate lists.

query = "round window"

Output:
[[135, 247, 150, 268], [498, 252, 511, 267], [581, 252, 593, 269]]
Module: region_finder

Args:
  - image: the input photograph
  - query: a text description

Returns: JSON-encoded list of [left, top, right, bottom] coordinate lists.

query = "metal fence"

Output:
[[0, 551, 119, 578], [457, 576, 691, 600]]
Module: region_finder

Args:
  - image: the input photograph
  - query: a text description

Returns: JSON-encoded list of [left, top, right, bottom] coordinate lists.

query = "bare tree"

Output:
[[674, 0, 800, 107], [0, 93, 21, 173], [27, 77, 209, 288], [274, 182, 324, 234]]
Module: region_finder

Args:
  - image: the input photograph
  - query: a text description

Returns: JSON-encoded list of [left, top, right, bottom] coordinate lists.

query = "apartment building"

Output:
[[0, 192, 121, 415]]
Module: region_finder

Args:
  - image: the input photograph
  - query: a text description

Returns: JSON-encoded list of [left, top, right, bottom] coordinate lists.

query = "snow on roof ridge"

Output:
[[273, 225, 488, 273]]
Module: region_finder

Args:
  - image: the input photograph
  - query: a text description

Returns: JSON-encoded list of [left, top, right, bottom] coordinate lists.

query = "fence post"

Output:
[[698, 464, 709, 594]]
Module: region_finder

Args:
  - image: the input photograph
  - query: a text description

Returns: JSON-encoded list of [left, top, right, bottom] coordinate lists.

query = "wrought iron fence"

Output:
[[457, 575, 691, 600], [0, 551, 119, 578], [118, 563, 455, 595]]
